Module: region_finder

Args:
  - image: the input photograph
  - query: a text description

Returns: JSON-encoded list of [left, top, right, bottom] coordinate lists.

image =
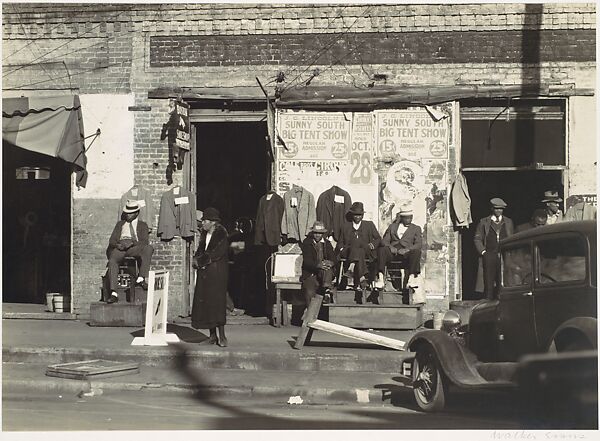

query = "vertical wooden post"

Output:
[[294, 294, 323, 349]]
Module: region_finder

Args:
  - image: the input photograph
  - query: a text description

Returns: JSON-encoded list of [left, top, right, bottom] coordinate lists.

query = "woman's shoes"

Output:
[[207, 335, 218, 345], [217, 336, 228, 347]]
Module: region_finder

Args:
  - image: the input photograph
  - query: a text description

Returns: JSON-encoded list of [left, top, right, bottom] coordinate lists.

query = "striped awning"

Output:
[[3, 95, 87, 187]]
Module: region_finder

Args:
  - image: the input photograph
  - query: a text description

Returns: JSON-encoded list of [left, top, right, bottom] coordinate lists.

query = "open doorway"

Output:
[[195, 121, 270, 315], [3, 142, 72, 304], [460, 170, 563, 299]]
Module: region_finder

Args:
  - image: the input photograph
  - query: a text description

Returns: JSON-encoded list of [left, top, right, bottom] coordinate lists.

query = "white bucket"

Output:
[[53, 295, 70, 313], [433, 312, 444, 330], [46, 293, 57, 312]]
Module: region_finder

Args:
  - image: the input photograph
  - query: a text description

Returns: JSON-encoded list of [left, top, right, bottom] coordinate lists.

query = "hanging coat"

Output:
[[281, 185, 316, 242], [157, 186, 197, 240], [119, 186, 154, 228], [451, 173, 472, 227], [254, 191, 284, 246], [316, 185, 352, 241], [191, 224, 229, 329]]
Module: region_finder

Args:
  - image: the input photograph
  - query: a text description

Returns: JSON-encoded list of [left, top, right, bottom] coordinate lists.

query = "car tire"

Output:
[[412, 344, 448, 412]]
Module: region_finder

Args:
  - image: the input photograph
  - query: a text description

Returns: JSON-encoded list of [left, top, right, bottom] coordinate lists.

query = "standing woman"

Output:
[[192, 207, 229, 347]]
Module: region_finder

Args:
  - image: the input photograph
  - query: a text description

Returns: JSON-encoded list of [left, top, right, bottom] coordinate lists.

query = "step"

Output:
[[2, 361, 411, 405], [333, 290, 405, 305], [325, 303, 424, 330], [89, 302, 146, 327]]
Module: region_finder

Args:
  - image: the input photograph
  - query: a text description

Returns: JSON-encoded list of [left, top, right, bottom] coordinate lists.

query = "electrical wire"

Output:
[[3, 6, 134, 78], [280, 5, 373, 93]]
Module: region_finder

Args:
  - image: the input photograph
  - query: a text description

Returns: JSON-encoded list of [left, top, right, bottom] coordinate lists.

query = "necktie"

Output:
[[129, 222, 137, 242]]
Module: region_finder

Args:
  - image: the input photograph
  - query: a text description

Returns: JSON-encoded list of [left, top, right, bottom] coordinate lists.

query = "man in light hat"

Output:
[[105, 200, 154, 304], [474, 197, 514, 299], [542, 190, 564, 225], [375, 208, 423, 291], [337, 202, 381, 291], [301, 221, 337, 306]]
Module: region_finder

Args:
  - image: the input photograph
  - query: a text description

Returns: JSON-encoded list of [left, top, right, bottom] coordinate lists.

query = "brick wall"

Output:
[[149, 30, 595, 68], [2, 3, 595, 316]]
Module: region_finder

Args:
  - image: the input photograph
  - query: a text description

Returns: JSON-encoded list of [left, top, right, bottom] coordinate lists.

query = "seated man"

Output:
[[301, 221, 336, 306], [105, 200, 154, 304], [375, 209, 422, 291], [337, 202, 381, 290]]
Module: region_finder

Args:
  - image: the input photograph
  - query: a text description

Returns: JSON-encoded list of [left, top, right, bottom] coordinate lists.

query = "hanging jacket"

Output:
[[119, 186, 154, 228], [281, 185, 316, 242], [451, 173, 472, 227], [316, 185, 352, 241], [157, 186, 197, 240], [254, 191, 284, 246]]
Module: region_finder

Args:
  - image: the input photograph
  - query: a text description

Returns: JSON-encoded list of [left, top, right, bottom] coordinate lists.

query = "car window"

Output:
[[536, 235, 587, 284], [502, 244, 532, 287]]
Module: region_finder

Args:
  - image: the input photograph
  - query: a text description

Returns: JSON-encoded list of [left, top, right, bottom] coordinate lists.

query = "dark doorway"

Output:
[[460, 170, 563, 300], [3, 142, 72, 304], [195, 121, 270, 315]]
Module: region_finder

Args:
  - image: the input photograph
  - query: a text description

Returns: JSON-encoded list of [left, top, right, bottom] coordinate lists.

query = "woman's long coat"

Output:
[[191, 224, 229, 329]]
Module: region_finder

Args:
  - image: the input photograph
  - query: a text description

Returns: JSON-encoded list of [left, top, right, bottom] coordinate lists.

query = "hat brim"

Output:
[[311, 228, 328, 233], [123, 207, 140, 214], [201, 217, 220, 222], [542, 198, 562, 203], [348, 210, 365, 215], [492, 205, 507, 209]]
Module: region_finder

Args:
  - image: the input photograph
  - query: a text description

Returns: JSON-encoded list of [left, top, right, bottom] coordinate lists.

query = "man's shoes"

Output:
[[207, 334, 218, 345], [323, 292, 332, 304], [359, 277, 369, 291], [374, 272, 385, 290], [107, 294, 118, 304], [227, 308, 245, 316]]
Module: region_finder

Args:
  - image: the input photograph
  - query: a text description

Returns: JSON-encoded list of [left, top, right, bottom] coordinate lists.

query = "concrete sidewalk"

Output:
[[2, 318, 416, 404]]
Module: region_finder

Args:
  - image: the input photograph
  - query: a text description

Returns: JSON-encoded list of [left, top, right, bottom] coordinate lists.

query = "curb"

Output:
[[3, 347, 411, 373], [2, 377, 401, 405]]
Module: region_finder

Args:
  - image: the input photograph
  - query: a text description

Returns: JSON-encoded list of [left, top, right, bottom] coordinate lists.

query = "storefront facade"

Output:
[[2, 3, 595, 319]]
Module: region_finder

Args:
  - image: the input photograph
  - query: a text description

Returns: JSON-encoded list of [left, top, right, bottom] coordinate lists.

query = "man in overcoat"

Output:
[[474, 198, 514, 299], [301, 221, 337, 306], [106, 200, 154, 304], [337, 202, 381, 290], [375, 209, 422, 291]]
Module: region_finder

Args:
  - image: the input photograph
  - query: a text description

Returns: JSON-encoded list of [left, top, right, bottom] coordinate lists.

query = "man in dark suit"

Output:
[[337, 202, 381, 290], [474, 197, 514, 299], [301, 221, 336, 306], [375, 209, 422, 291], [106, 200, 154, 304]]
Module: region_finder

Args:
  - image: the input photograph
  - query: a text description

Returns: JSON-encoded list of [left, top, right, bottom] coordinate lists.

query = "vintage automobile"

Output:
[[403, 220, 597, 412]]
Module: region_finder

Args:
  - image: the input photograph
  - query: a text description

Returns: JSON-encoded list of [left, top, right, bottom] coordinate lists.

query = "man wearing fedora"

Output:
[[375, 208, 422, 291], [301, 221, 336, 306], [474, 198, 514, 299], [542, 190, 564, 225], [105, 200, 154, 304], [337, 202, 381, 290]]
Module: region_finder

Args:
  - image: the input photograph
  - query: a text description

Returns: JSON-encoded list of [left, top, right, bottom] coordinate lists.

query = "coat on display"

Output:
[[157, 186, 197, 240], [281, 185, 316, 242], [254, 191, 284, 246], [316, 185, 352, 242]]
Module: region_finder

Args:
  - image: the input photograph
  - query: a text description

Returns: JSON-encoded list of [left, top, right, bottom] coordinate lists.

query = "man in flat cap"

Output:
[[106, 200, 154, 304], [375, 208, 422, 292], [542, 190, 564, 225], [474, 198, 514, 299]]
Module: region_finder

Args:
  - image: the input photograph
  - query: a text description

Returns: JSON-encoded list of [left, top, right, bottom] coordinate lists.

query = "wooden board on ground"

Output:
[[46, 359, 140, 380]]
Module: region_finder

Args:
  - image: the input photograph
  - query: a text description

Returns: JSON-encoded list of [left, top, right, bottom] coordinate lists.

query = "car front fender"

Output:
[[406, 330, 494, 388], [548, 317, 598, 351]]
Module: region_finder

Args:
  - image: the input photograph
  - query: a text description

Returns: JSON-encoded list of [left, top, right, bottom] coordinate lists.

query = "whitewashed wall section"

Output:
[[74, 94, 135, 199], [568, 96, 597, 198], [275, 105, 455, 300]]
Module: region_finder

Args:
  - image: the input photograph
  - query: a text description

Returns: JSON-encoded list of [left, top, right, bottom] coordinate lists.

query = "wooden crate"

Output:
[[89, 302, 146, 327], [326, 303, 424, 330], [333, 290, 404, 305]]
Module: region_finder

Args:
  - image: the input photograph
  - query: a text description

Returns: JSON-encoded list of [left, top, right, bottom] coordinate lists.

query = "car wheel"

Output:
[[412, 345, 448, 412]]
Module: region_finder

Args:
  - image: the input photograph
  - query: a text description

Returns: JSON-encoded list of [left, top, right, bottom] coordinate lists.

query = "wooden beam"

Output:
[[309, 319, 406, 351], [293, 294, 323, 349]]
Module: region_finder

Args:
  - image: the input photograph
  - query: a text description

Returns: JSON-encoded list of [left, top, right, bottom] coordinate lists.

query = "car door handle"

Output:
[[522, 292, 533, 296]]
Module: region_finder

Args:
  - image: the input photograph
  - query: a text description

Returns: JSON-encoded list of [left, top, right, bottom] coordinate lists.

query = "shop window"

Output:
[[536, 235, 587, 284], [502, 244, 532, 287], [461, 99, 566, 168]]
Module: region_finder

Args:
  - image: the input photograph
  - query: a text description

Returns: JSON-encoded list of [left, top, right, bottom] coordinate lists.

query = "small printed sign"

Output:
[[174, 196, 189, 205]]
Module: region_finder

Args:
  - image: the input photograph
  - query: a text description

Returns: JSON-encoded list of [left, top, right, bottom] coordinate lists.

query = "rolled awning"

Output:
[[2, 95, 88, 187]]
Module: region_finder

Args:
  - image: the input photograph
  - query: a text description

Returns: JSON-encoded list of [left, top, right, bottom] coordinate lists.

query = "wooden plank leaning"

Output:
[[293, 294, 406, 351]]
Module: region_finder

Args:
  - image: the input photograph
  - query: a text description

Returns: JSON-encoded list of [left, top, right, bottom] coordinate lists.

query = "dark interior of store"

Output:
[[460, 170, 563, 299], [3, 142, 71, 304], [195, 121, 271, 315]]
